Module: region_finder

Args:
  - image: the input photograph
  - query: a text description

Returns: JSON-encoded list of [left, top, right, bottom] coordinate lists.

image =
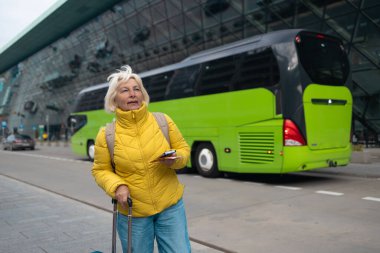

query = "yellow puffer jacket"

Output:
[[92, 103, 190, 217]]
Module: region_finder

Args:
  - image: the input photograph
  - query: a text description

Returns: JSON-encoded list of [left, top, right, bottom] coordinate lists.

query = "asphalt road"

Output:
[[1, 143, 380, 253]]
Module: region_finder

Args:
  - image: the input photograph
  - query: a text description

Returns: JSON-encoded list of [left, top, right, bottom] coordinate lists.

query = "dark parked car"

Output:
[[2, 134, 35, 151]]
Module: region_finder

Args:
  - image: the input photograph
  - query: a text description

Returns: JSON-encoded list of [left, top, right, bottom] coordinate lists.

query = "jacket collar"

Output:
[[115, 102, 148, 127]]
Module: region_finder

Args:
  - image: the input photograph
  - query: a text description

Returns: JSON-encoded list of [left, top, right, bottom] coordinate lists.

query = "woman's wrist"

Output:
[[116, 184, 129, 193]]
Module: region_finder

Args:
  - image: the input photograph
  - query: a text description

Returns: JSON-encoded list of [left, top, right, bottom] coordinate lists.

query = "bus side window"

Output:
[[165, 65, 200, 100], [198, 56, 235, 95], [234, 47, 280, 90], [143, 71, 174, 102]]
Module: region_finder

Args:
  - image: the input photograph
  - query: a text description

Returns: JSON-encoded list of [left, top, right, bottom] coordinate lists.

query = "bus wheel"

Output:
[[87, 141, 95, 161], [195, 143, 220, 178]]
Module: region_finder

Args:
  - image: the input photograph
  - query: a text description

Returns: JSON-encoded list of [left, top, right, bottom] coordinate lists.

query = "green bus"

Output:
[[69, 29, 352, 177]]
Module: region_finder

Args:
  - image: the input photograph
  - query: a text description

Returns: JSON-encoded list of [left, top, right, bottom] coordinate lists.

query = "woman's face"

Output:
[[115, 78, 144, 111]]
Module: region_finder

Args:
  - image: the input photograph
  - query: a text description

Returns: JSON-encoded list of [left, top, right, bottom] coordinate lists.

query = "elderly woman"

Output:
[[92, 65, 191, 253]]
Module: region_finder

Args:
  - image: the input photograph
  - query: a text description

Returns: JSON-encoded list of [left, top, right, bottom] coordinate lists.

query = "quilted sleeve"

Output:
[[91, 127, 128, 198], [164, 115, 190, 170]]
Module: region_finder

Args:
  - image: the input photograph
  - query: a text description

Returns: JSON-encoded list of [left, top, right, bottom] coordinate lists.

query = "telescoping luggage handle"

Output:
[[112, 199, 117, 253], [127, 197, 133, 253], [112, 197, 133, 253]]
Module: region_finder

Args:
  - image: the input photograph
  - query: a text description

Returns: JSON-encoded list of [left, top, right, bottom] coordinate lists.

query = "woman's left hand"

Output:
[[115, 185, 130, 210]]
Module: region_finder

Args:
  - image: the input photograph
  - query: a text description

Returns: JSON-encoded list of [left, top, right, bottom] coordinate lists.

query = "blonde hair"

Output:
[[104, 65, 150, 113]]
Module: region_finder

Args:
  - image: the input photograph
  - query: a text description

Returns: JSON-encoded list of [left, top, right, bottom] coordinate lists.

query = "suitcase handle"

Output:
[[111, 197, 132, 207], [111, 197, 133, 253], [127, 197, 133, 207], [127, 197, 133, 253]]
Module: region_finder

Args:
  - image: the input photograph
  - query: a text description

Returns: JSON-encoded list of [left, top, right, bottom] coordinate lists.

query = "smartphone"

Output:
[[160, 150, 176, 158]]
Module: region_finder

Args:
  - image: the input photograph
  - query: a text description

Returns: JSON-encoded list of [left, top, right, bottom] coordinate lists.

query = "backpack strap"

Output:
[[153, 112, 170, 146], [105, 112, 170, 169], [105, 121, 116, 170]]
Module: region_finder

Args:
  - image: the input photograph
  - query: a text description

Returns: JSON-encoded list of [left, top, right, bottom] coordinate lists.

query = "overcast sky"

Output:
[[0, 0, 62, 50]]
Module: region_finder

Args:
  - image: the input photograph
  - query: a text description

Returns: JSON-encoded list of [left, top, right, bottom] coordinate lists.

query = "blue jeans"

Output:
[[117, 198, 191, 253]]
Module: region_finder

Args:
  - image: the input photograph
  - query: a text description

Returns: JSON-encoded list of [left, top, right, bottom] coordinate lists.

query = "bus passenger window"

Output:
[[198, 56, 235, 95], [234, 47, 280, 91], [165, 65, 199, 99], [74, 87, 108, 112], [143, 71, 174, 102]]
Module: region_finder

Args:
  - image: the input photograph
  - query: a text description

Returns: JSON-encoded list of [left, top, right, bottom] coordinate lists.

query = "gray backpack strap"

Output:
[[153, 112, 170, 147], [105, 121, 116, 169]]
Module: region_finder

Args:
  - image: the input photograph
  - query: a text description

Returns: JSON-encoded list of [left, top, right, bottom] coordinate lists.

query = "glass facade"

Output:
[[0, 0, 379, 145]]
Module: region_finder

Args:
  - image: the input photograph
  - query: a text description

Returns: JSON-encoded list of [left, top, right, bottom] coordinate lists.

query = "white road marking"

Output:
[[362, 197, 380, 202], [216, 178, 233, 182], [0, 150, 89, 164], [316, 190, 344, 196], [275, 185, 301, 190], [243, 181, 264, 186]]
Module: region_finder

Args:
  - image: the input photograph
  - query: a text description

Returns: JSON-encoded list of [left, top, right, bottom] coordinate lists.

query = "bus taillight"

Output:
[[316, 34, 325, 39], [283, 119, 306, 146], [295, 35, 301, 43]]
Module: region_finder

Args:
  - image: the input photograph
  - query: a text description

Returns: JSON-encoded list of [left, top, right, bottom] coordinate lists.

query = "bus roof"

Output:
[[79, 29, 305, 95], [140, 29, 304, 77], [78, 82, 108, 95]]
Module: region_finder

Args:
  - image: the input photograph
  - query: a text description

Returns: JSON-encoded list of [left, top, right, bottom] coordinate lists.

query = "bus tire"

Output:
[[87, 141, 95, 161], [195, 143, 220, 178]]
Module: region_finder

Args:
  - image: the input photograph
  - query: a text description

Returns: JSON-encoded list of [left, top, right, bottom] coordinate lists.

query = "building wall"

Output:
[[0, 0, 379, 142]]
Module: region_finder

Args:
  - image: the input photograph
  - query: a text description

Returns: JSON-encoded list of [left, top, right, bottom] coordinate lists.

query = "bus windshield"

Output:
[[295, 31, 349, 86]]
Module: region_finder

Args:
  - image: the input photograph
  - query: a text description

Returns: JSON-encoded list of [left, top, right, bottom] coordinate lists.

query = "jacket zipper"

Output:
[[133, 111, 157, 211]]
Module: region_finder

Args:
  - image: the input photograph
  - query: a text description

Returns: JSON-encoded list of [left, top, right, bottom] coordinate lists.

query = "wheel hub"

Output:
[[88, 144, 95, 160], [198, 148, 214, 171]]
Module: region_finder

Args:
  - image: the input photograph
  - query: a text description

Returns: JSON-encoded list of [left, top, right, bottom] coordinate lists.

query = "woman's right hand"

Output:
[[115, 185, 130, 210]]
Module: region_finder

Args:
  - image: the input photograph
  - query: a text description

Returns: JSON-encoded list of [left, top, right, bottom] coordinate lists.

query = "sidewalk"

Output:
[[351, 148, 380, 164], [0, 175, 122, 253], [0, 175, 220, 253]]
